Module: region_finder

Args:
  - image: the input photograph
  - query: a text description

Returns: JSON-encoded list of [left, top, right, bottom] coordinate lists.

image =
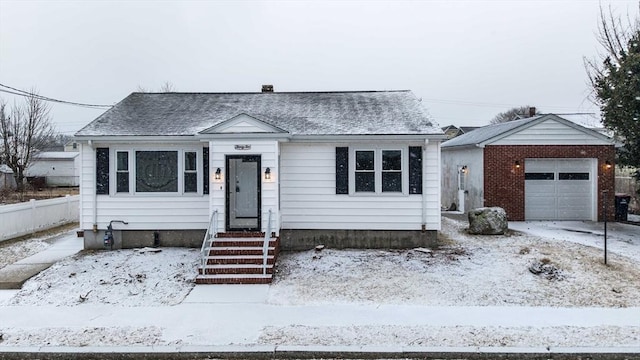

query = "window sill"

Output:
[[350, 192, 408, 197]]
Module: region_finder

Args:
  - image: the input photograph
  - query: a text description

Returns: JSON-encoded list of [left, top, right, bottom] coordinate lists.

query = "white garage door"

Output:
[[525, 159, 595, 221]]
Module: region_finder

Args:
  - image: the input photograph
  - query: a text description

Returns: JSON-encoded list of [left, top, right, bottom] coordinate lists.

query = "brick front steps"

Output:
[[196, 236, 279, 284]]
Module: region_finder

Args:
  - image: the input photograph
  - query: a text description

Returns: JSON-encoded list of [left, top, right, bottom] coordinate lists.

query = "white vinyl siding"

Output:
[[440, 147, 485, 212], [208, 140, 279, 234], [492, 120, 612, 146], [280, 142, 441, 231], [79, 143, 209, 231], [423, 141, 441, 229]]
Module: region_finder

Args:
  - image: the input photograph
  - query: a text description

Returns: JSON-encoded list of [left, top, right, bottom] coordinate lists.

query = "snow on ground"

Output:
[[8, 247, 199, 306], [258, 325, 639, 347], [2, 327, 164, 347], [1, 217, 639, 348], [0, 238, 50, 269], [268, 217, 640, 307], [509, 220, 640, 262]]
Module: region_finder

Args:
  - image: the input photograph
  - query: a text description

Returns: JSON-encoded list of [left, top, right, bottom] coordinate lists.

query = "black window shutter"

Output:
[[409, 146, 422, 194], [335, 147, 349, 194], [96, 147, 110, 195], [203, 147, 209, 195]]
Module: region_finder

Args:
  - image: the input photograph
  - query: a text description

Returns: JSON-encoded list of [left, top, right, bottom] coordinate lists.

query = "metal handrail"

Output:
[[200, 210, 218, 270], [263, 209, 273, 275]]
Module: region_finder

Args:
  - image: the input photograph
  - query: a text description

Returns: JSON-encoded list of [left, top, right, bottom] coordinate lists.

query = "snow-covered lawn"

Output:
[[269, 217, 640, 307], [0, 238, 50, 270], [1, 217, 639, 348], [8, 248, 199, 306]]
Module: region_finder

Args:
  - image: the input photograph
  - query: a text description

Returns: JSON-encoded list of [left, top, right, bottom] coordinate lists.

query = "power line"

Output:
[[0, 83, 113, 109]]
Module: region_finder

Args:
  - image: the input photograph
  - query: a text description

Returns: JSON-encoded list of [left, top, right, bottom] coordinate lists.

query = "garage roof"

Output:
[[441, 114, 614, 148]]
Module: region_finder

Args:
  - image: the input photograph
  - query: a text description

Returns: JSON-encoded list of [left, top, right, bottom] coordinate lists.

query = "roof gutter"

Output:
[[289, 134, 447, 143], [74, 135, 198, 143], [195, 133, 292, 141]]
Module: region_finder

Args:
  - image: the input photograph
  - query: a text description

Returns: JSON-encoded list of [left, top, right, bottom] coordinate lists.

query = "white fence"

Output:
[[0, 195, 79, 242]]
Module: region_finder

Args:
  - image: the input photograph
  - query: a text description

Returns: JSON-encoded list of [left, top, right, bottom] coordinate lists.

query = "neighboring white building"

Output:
[[25, 152, 80, 187], [0, 164, 17, 191], [75, 89, 445, 251]]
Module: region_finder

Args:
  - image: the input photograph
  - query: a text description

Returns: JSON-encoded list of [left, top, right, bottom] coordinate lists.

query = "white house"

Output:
[[441, 114, 616, 221], [25, 151, 80, 187], [75, 89, 444, 283]]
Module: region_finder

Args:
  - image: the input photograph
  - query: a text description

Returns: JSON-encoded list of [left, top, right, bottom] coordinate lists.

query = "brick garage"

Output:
[[441, 114, 618, 221], [483, 145, 616, 221]]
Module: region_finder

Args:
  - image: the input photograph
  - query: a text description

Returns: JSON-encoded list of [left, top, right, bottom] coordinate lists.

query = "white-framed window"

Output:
[[111, 147, 202, 195], [116, 150, 130, 193], [350, 147, 406, 195], [184, 151, 197, 193], [382, 150, 402, 193], [355, 150, 375, 192]]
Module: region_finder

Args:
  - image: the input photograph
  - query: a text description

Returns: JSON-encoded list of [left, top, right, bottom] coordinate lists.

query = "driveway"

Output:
[[509, 220, 639, 262]]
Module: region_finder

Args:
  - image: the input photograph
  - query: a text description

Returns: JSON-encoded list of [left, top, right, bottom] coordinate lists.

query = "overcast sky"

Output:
[[1, 0, 639, 135]]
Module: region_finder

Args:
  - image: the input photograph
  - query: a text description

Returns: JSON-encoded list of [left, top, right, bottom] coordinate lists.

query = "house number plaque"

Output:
[[235, 145, 251, 150]]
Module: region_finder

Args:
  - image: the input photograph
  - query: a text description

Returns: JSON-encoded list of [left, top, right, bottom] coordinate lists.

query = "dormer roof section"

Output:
[[199, 113, 288, 135]]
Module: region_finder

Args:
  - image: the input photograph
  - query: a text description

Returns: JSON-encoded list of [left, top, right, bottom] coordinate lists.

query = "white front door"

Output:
[[227, 155, 261, 230]]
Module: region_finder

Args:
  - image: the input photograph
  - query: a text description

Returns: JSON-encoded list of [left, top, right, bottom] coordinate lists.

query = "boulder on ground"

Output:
[[468, 207, 508, 235]]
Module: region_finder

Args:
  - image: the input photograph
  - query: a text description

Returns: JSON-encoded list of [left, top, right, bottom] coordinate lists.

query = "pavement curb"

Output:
[[0, 345, 638, 359]]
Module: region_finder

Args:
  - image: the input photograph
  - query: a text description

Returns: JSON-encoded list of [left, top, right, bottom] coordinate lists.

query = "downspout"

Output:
[[421, 139, 428, 231], [88, 140, 98, 232]]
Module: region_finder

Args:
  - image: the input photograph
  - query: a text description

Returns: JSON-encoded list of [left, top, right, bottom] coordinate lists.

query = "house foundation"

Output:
[[279, 229, 440, 251]]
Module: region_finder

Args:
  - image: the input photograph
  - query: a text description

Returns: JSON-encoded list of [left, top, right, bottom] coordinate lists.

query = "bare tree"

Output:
[[0, 91, 56, 191], [584, 4, 640, 94], [584, 4, 640, 169], [490, 106, 540, 124], [159, 81, 175, 92], [136, 81, 176, 92]]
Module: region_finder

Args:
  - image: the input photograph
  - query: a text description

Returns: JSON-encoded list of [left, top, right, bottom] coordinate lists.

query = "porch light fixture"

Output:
[[215, 168, 221, 180], [605, 161, 612, 170], [265, 167, 271, 180], [515, 161, 521, 169], [460, 165, 467, 173]]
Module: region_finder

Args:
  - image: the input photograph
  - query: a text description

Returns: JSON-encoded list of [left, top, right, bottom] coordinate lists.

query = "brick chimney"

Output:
[[262, 85, 274, 93], [528, 106, 536, 117]]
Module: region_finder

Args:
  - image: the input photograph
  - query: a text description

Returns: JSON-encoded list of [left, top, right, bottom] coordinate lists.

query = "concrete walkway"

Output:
[[0, 231, 83, 289], [0, 285, 638, 358]]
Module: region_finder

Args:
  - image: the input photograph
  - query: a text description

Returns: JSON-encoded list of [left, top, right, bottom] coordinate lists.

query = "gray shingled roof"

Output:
[[441, 116, 543, 148], [76, 91, 441, 137]]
